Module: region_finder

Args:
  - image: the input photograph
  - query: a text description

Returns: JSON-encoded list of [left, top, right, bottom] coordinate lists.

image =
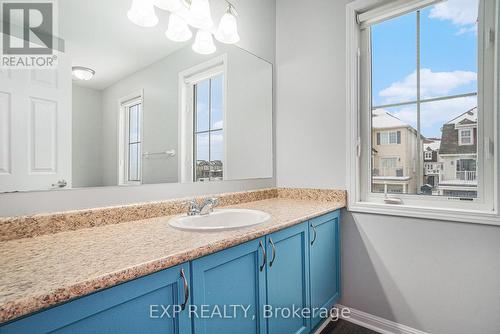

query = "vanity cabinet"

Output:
[[1, 210, 340, 334], [266, 223, 310, 334], [0, 263, 192, 334], [309, 211, 341, 330], [191, 237, 267, 334]]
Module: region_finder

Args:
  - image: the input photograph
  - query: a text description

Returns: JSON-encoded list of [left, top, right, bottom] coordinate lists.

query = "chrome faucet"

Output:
[[199, 197, 219, 215], [185, 197, 219, 216]]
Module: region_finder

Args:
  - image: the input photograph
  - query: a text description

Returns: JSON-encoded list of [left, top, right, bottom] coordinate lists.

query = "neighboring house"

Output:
[[422, 138, 442, 193], [196, 160, 223, 181], [371, 109, 419, 194], [436, 107, 478, 198]]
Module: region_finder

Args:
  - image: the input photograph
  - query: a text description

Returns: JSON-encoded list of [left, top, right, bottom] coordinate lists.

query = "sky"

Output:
[[372, 0, 479, 138]]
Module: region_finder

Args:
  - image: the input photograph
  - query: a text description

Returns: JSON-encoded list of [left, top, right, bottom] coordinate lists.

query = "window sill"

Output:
[[348, 201, 500, 226]]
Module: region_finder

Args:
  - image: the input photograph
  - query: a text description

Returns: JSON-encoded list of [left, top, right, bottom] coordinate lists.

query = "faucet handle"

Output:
[[204, 197, 219, 207], [185, 199, 200, 215]]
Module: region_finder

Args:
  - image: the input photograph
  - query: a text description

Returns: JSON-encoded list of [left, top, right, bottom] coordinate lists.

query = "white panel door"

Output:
[[0, 53, 71, 192]]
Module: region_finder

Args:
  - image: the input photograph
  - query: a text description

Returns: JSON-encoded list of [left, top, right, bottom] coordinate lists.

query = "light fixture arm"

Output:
[[224, 1, 237, 16]]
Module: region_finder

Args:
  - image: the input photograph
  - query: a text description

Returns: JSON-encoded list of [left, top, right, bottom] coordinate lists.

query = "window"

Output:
[[459, 129, 473, 145], [377, 131, 400, 145], [119, 94, 143, 185], [346, 0, 498, 223], [193, 74, 224, 182]]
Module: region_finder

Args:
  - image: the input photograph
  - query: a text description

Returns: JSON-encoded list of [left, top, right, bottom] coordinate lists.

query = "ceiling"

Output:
[[59, 0, 227, 90]]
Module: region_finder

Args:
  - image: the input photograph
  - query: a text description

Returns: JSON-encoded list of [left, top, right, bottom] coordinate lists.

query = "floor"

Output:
[[321, 319, 379, 334]]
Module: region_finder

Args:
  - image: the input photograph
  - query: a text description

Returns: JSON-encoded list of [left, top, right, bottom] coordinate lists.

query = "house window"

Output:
[[193, 74, 224, 182], [377, 131, 400, 145], [459, 129, 473, 145], [347, 0, 498, 220], [119, 95, 143, 185]]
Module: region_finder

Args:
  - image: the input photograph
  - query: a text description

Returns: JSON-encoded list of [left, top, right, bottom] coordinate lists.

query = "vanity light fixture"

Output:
[[186, 0, 213, 30], [192, 29, 216, 54], [153, 0, 184, 12], [215, 4, 239, 44], [72, 66, 95, 81], [166, 13, 193, 42], [127, 0, 159, 28], [127, 0, 240, 55]]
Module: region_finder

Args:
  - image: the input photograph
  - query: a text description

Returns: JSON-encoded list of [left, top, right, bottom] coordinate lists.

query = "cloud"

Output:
[[429, 0, 478, 34], [379, 68, 476, 103], [391, 95, 477, 137]]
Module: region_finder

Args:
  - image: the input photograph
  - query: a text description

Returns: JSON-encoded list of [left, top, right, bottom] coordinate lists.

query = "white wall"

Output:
[[72, 84, 103, 187], [276, 0, 500, 333]]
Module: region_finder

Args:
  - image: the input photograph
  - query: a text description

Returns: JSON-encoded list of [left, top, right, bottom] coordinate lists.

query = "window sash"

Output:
[[354, 0, 497, 213]]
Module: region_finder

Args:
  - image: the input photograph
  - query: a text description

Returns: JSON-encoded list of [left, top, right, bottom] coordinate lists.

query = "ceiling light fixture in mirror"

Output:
[[127, 0, 240, 55]]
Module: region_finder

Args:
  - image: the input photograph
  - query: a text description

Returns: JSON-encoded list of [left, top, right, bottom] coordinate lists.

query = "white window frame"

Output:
[[424, 151, 432, 160], [458, 128, 473, 146], [346, 0, 500, 225], [178, 55, 228, 183], [118, 91, 144, 186]]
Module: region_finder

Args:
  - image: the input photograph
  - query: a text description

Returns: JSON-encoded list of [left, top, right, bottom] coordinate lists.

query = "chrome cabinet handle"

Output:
[[311, 224, 317, 245], [269, 238, 276, 267], [259, 240, 266, 272], [180, 268, 189, 311]]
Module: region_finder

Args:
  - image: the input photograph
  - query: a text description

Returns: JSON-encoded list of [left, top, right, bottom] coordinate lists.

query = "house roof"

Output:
[[424, 139, 441, 151], [372, 109, 411, 129], [446, 107, 477, 125]]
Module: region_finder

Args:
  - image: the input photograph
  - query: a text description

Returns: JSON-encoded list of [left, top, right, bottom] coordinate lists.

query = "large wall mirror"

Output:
[[0, 0, 273, 193]]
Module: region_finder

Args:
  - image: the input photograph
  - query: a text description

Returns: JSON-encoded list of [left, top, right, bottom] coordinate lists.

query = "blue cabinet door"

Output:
[[266, 222, 310, 334], [191, 237, 267, 334], [309, 210, 340, 330], [0, 263, 192, 334]]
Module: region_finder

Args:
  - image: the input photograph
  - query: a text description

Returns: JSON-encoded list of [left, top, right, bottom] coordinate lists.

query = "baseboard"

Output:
[[336, 304, 430, 334], [313, 317, 334, 334]]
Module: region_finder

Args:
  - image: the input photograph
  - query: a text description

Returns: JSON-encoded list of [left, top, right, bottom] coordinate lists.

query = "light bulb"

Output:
[[153, 0, 184, 12], [192, 30, 216, 55], [165, 14, 192, 42], [215, 10, 239, 44], [127, 0, 159, 28], [187, 0, 213, 30]]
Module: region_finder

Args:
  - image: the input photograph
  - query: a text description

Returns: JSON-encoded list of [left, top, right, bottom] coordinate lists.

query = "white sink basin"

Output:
[[168, 209, 271, 231]]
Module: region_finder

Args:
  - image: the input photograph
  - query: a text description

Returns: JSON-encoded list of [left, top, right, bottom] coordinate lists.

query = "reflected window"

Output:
[[119, 96, 142, 185], [194, 74, 224, 182]]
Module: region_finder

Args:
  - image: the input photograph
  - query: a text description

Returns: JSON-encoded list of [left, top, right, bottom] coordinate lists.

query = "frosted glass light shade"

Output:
[[187, 0, 213, 30], [153, 0, 184, 12], [215, 12, 240, 44], [192, 30, 216, 54], [127, 0, 159, 27], [165, 14, 192, 42], [72, 66, 95, 81]]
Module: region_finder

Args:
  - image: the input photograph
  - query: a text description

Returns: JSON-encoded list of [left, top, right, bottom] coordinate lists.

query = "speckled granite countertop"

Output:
[[0, 197, 344, 324]]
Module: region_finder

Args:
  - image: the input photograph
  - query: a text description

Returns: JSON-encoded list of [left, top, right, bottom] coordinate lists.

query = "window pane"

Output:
[[420, 2, 478, 98], [210, 74, 224, 130], [128, 143, 140, 181], [371, 11, 417, 106], [210, 130, 223, 180], [129, 103, 141, 143], [195, 132, 209, 181], [372, 105, 418, 194], [195, 79, 210, 133]]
